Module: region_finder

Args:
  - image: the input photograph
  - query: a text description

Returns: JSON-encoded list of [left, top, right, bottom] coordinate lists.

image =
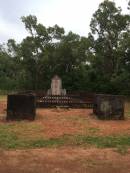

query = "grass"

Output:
[[71, 135, 130, 148], [0, 123, 66, 149], [125, 111, 130, 117], [115, 145, 129, 155], [0, 123, 44, 141], [125, 100, 130, 118], [0, 95, 7, 101], [0, 122, 130, 150], [87, 127, 100, 134], [0, 96, 130, 150]]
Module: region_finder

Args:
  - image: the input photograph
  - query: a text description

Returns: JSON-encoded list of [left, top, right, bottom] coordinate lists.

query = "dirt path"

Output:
[[0, 147, 129, 173]]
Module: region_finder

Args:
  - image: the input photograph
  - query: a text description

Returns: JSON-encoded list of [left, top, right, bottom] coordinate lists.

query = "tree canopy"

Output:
[[1, 0, 130, 95]]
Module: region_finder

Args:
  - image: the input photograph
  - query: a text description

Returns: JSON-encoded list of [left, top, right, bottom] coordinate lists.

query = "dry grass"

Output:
[[125, 100, 130, 118], [0, 95, 7, 101], [0, 96, 130, 173], [0, 97, 130, 149]]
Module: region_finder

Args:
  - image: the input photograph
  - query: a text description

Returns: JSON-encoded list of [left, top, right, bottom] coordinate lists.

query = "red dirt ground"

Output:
[[0, 148, 130, 173], [1, 101, 130, 173], [36, 108, 130, 138], [1, 101, 130, 138]]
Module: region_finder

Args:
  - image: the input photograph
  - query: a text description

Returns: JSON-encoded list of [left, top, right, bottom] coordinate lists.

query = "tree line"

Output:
[[0, 0, 130, 95]]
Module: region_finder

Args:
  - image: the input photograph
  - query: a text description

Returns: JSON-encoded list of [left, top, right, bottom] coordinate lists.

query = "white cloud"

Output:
[[0, 0, 129, 43], [0, 16, 28, 43]]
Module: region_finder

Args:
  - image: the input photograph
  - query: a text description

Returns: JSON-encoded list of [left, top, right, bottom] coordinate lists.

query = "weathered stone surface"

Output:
[[93, 94, 124, 120], [47, 75, 66, 95], [6, 94, 36, 121]]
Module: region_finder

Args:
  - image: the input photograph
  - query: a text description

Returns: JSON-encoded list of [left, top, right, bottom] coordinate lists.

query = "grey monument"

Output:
[[47, 75, 66, 95]]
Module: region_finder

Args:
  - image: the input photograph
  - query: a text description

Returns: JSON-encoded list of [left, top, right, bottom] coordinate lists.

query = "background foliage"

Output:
[[1, 0, 130, 94]]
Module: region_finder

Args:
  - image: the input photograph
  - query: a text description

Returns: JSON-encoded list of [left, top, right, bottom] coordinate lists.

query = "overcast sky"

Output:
[[0, 0, 129, 43]]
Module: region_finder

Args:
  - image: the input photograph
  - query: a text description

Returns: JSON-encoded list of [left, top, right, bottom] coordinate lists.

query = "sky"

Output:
[[0, 0, 129, 43]]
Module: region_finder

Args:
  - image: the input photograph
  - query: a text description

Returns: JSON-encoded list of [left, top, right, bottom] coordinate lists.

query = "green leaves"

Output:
[[87, 0, 130, 93], [21, 15, 37, 36], [1, 1, 130, 94]]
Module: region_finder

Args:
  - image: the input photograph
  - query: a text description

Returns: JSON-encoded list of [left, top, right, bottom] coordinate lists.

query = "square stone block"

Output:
[[93, 94, 124, 120], [6, 94, 36, 121]]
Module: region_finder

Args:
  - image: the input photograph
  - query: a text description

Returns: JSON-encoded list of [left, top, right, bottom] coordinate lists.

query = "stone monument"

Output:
[[7, 93, 36, 121], [47, 75, 66, 95], [93, 94, 124, 120]]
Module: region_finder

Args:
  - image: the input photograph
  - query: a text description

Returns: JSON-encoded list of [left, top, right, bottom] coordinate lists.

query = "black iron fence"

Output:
[[36, 94, 94, 108], [8, 90, 95, 108]]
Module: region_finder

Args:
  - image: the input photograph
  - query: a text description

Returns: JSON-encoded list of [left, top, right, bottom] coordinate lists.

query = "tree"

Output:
[[89, 0, 130, 75], [20, 15, 65, 89], [88, 0, 130, 93], [0, 45, 18, 90], [1, 1, 130, 95]]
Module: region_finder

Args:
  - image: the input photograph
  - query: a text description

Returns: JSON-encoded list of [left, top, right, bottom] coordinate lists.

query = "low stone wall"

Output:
[[93, 94, 124, 120], [6, 94, 36, 121]]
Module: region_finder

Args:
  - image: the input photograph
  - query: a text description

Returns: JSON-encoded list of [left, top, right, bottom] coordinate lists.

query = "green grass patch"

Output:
[[0, 95, 7, 101], [125, 111, 130, 117], [87, 127, 100, 134], [0, 125, 130, 150], [0, 98, 130, 149], [115, 145, 129, 155], [0, 123, 66, 149], [71, 135, 130, 148]]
